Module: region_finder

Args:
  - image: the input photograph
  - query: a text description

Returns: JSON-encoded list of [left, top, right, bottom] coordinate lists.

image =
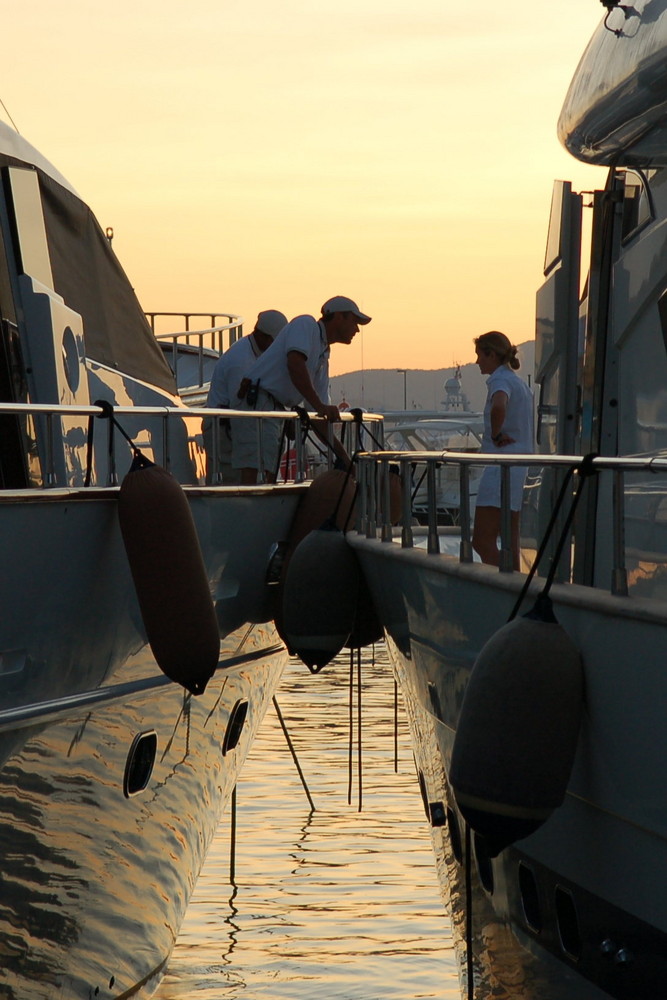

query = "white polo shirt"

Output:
[[482, 367, 534, 454], [207, 334, 262, 408], [241, 314, 331, 408]]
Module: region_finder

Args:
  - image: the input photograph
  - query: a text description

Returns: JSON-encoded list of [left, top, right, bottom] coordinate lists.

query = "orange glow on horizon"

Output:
[[5, 0, 604, 378]]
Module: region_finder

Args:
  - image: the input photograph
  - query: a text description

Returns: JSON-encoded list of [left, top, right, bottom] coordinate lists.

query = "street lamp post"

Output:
[[396, 368, 407, 410]]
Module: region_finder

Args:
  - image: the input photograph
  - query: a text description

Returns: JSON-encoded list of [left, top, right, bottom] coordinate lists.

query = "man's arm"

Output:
[[287, 351, 340, 421], [286, 350, 351, 468]]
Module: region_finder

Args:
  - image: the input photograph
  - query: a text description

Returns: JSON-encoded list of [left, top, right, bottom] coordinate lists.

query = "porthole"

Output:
[[222, 699, 249, 755], [518, 862, 542, 933], [428, 800, 446, 827], [124, 731, 157, 798], [555, 885, 581, 960], [61, 326, 81, 393]]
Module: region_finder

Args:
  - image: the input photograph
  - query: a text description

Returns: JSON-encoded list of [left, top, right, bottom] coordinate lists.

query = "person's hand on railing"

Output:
[[316, 403, 341, 422]]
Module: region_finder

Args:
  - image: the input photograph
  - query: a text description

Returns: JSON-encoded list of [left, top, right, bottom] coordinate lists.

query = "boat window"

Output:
[[621, 170, 653, 244], [543, 182, 573, 276]]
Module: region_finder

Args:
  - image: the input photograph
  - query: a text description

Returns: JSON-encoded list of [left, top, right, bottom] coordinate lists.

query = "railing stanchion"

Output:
[[459, 463, 473, 563], [45, 413, 57, 486], [107, 416, 118, 486], [294, 415, 306, 483], [499, 465, 513, 572], [401, 458, 413, 549], [358, 458, 368, 534], [381, 459, 393, 542], [612, 469, 628, 596], [256, 417, 266, 484], [211, 415, 222, 485], [163, 412, 171, 471], [427, 461, 440, 554], [366, 462, 377, 539]]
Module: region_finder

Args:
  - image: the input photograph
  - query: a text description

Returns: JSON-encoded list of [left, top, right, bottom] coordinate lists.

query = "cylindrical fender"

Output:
[[282, 524, 360, 671], [450, 600, 584, 856], [118, 455, 220, 695], [345, 564, 383, 649], [273, 468, 358, 639], [286, 469, 358, 556]]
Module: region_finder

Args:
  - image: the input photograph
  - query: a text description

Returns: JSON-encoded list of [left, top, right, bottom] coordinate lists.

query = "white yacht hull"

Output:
[[0, 487, 301, 999], [351, 533, 667, 1000]]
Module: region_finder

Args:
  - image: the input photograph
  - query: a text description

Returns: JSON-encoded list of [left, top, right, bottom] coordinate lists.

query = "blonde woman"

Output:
[[472, 331, 534, 569]]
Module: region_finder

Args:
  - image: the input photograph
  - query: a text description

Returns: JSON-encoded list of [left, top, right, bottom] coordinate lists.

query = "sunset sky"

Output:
[[5, 1, 606, 376]]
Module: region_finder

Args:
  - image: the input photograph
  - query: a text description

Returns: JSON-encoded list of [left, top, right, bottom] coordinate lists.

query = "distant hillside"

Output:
[[330, 341, 535, 414]]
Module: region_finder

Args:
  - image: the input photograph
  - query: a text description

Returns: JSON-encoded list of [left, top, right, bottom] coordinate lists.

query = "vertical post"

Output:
[[294, 415, 306, 482], [198, 333, 204, 389], [162, 413, 171, 472], [357, 648, 363, 813], [45, 413, 57, 486], [366, 462, 377, 539], [459, 463, 473, 562], [358, 458, 368, 534], [229, 784, 237, 883], [401, 457, 414, 549], [211, 418, 222, 485], [611, 468, 628, 596], [256, 417, 266, 484], [499, 464, 513, 572], [396, 369, 407, 410], [107, 416, 118, 486], [381, 459, 393, 541], [427, 461, 440, 555]]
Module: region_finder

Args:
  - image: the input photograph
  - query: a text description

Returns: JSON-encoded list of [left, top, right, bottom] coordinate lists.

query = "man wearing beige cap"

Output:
[[232, 296, 371, 483], [204, 309, 288, 483]]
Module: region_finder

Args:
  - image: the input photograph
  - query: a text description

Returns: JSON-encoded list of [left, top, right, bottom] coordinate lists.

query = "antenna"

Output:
[[0, 98, 19, 134]]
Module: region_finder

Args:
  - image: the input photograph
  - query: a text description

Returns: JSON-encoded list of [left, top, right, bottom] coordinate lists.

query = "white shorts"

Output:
[[231, 388, 284, 474], [202, 417, 241, 485], [476, 464, 527, 512]]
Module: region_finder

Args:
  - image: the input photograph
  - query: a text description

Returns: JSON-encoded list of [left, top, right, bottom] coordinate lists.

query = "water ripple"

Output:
[[156, 645, 459, 1000]]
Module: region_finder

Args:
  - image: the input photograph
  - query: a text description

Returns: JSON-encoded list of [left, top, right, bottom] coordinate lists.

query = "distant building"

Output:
[[440, 366, 471, 412]]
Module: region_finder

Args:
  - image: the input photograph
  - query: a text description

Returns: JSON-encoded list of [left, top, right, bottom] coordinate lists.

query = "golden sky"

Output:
[[5, 1, 606, 376]]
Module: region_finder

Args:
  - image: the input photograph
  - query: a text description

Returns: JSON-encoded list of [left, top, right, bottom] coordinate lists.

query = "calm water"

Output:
[[155, 645, 461, 1000]]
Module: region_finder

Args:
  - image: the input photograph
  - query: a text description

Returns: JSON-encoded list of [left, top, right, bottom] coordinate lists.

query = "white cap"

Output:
[[321, 296, 371, 324], [255, 309, 288, 339]]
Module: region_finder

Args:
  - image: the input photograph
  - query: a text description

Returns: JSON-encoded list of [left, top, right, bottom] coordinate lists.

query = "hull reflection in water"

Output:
[[155, 649, 458, 1000], [0, 626, 286, 1000]]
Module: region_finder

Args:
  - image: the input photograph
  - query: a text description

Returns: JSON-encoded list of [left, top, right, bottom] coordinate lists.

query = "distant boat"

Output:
[[383, 417, 483, 525]]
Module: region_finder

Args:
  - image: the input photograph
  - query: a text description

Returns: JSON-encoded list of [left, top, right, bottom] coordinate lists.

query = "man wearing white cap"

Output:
[[204, 309, 287, 483], [232, 296, 371, 484]]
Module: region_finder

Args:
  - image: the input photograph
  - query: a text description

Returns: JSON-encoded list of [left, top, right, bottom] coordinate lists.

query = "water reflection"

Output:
[[0, 627, 284, 1000], [156, 646, 458, 1000]]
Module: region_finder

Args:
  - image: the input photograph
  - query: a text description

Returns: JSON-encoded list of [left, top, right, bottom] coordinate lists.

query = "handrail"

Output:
[[146, 312, 244, 391], [356, 448, 667, 595], [0, 401, 384, 491]]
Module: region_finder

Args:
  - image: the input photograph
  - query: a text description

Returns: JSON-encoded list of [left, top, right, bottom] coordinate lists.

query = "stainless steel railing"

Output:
[[147, 312, 244, 391], [0, 401, 384, 490], [356, 449, 667, 595]]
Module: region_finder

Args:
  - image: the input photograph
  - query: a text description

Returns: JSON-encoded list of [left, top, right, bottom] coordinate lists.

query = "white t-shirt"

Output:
[[240, 314, 330, 408], [206, 334, 261, 408], [482, 366, 534, 454]]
